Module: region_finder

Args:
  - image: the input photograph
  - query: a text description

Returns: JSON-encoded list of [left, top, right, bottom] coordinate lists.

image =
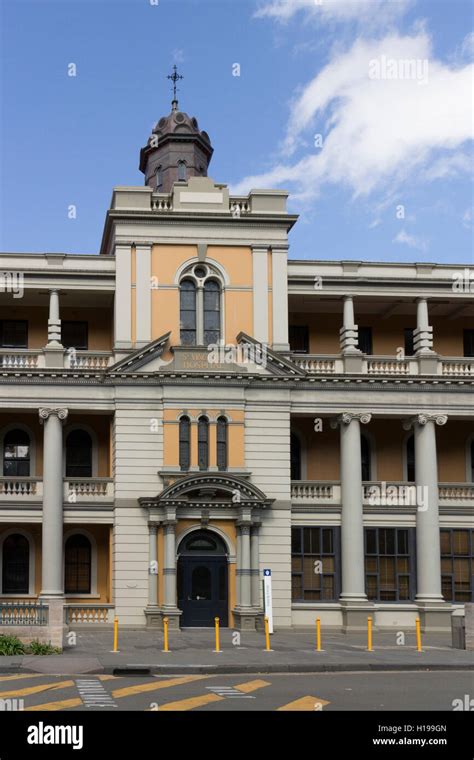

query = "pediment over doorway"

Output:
[[139, 472, 273, 510]]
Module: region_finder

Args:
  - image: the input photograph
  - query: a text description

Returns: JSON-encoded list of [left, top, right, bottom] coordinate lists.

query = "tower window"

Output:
[[65, 534, 91, 594], [66, 430, 92, 478], [3, 429, 30, 477], [216, 417, 228, 472], [177, 161, 187, 181], [203, 280, 220, 346], [155, 166, 163, 190]]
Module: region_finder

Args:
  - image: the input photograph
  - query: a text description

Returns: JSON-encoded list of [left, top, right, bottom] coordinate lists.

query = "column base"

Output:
[[416, 353, 438, 374], [44, 346, 64, 368], [232, 607, 263, 632], [40, 596, 67, 650], [416, 601, 453, 632], [342, 353, 363, 373], [147, 607, 182, 631], [340, 600, 375, 632]]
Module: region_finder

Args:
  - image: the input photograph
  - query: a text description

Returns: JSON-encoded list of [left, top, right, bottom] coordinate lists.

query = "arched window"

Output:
[[155, 165, 163, 190], [65, 534, 91, 594], [291, 433, 301, 481], [216, 417, 228, 471], [361, 434, 371, 481], [198, 417, 209, 471], [177, 161, 187, 181], [180, 280, 196, 346], [66, 430, 92, 478], [406, 435, 415, 482], [203, 280, 221, 346], [3, 429, 30, 477], [179, 416, 191, 471], [2, 534, 29, 593]]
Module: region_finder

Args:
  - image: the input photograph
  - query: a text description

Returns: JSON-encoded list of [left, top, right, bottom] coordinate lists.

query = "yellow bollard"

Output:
[[367, 616, 373, 652], [163, 617, 169, 653], [113, 616, 119, 653], [415, 617, 422, 652], [316, 618, 322, 652], [264, 616, 271, 651], [214, 617, 221, 653]]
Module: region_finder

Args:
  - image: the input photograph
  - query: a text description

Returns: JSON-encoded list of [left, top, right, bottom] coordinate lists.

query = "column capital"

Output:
[[147, 522, 159, 533], [403, 413, 448, 431], [330, 412, 372, 429], [39, 408, 68, 424]]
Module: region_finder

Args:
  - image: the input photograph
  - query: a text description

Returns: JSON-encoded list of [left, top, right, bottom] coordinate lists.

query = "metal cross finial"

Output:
[[167, 65, 183, 102]]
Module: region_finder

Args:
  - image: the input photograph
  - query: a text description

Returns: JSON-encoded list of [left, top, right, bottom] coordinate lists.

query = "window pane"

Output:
[[397, 529, 409, 555], [291, 528, 302, 554], [366, 529, 377, 554], [0, 320, 28, 348], [291, 556, 302, 572], [62, 321, 88, 350], [452, 531, 469, 555], [292, 575, 302, 601], [322, 528, 333, 554], [367, 576, 378, 600], [398, 576, 410, 600], [310, 528, 320, 555], [440, 530, 451, 555]]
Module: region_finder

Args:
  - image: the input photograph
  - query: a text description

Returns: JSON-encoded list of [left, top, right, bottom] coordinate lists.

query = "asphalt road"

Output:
[[0, 670, 472, 712]]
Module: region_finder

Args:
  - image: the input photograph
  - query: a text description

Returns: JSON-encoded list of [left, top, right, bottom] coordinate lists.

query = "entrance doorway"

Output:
[[177, 530, 229, 627]]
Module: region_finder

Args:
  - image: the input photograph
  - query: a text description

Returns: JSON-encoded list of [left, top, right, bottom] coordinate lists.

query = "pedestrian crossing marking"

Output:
[[112, 674, 208, 699], [277, 695, 330, 711], [157, 693, 223, 711], [0, 679, 74, 699], [25, 697, 83, 712], [234, 679, 271, 693]]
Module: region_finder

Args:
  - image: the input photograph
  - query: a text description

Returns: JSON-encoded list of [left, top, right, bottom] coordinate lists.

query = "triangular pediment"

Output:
[[139, 472, 273, 508]]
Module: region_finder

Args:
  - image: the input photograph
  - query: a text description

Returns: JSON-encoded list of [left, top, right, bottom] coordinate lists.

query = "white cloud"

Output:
[[255, 0, 411, 25], [232, 31, 474, 203], [393, 229, 428, 252], [462, 207, 473, 229]]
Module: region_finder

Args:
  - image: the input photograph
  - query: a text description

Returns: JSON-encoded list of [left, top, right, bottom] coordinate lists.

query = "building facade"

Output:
[[0, 100, 473, 636]]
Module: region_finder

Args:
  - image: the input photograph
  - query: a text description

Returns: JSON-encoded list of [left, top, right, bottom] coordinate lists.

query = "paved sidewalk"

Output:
[[0, 628, 472, 675]]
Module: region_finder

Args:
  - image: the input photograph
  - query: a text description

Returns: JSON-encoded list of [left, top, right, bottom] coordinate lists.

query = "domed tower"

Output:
[[139, 66, 213, 193]]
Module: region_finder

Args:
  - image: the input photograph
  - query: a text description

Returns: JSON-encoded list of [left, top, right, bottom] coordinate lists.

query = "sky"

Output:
[[0, 0, 473, 263]]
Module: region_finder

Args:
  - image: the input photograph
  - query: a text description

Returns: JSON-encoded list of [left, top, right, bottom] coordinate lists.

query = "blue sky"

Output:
[[0, 0, 472, 263]]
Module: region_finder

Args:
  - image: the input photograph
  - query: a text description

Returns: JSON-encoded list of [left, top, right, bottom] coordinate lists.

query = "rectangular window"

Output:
[[291, 527, 339, 602], [62, 321, 88, 350], [0, 320, 28, 348], [441, 529, 474, 602], [404, 328, 415, 357], [463, 329, 474, 358], [289, 325, 309, 353], [358, 326, 373, 355], [365, 527, 415, 601]]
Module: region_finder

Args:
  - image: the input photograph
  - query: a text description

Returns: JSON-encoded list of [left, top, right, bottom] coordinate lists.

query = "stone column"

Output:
[[39, 407, 68, 597], [271, 247, 290, 352], [144, 523, 160, 627], [250, 525, 261, 608], [340, 296, 362, 372], [236, 525, 242, 607], [135, 244, 152, 347], [414, 298, 437, 373], [161, 518, 181, 629], [44, 290, 64, 368], [251, 246, 269, 344], [403, 413, 451, 631], [331, 412, 373, 630], [233, 515, 258, 630]]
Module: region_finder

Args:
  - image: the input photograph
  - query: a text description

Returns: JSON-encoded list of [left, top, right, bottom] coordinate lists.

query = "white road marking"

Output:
[[76, 679, 118, 708]]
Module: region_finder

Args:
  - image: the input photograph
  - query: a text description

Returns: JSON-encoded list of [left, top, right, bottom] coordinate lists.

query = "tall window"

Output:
[[62, 321, 88, 350], [198, 417, 209, 471], [177, 161, 187, 181], [290, 433, 301, 480], [65, 535, 91, 594], [3, 429, 30, 477], [365, 527, 414, 601], [361, 434, 371, 481], [0, 320, 27, 348], [203, 280, 220, 346], [2, 534, 29, 594], [179, 416, 191, 471], [358, 326, 373, 355], [180, 280, 197, 346], [289, 325, 309, 353], [404, 328, 415, 357], [463, 329, 474, 357], [470, 440, 474, 482], [216, 416, 228, 471], [66, 430, 92, 478], [291, 527, 339, 601], [441, 529, 474, 602], [406, 435, 415, 481]]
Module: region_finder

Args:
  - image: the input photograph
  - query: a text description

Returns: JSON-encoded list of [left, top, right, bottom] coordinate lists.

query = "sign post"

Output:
[[263, 569, 273, 634]]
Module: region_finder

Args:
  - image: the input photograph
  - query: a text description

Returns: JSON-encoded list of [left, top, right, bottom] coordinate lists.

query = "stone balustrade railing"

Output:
[[291, 481, 474, 506], [0, 478, 42, 497], [0, 351, 42, 369], [65, 605, 113, 624], [66, 352, 113, 370], [64, 478, 114, 500], [289, 353, 474, 377], [441, 359, 474, 376], [0, 601, 48, 626], [151, 194, 173, 211]]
